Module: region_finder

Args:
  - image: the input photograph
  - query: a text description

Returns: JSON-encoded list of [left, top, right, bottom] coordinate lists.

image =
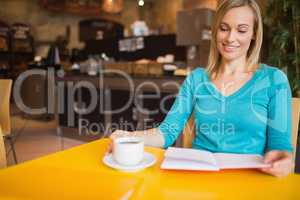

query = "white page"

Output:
[[164, 147, 217, 165], [161, 157, 220, 171], [213, 153, 271, 169], [161, 147, 219, 171]]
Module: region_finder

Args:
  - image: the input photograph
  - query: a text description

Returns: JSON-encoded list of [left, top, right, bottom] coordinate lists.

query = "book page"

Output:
[[164, 147, 217, 165], [213, 153, 271, 169], [160, 147, 219, 171], [161, 157, 220, 171]]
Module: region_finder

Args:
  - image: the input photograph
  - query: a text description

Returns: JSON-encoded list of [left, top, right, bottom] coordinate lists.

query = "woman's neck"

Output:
[[220, 56, 248, 75]]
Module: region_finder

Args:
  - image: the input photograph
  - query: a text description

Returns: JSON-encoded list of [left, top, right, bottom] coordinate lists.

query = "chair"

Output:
[[0, 126, 7, 168], [0, 79, 17, 163], [182, 98, 300, 162], [182, 113, 195, 148], [292, 98, 300, 162]]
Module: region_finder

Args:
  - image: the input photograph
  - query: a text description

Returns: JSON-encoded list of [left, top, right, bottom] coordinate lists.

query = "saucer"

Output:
[[103, 152, 156, 172]]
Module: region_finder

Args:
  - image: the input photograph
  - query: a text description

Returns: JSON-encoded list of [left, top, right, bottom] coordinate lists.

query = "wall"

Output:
[[183, 0, 217, 10], [0, 0, 182, 56], [182, 0, 268, 13], [145, 0, 183, 33], [0, 0, 269, 57]]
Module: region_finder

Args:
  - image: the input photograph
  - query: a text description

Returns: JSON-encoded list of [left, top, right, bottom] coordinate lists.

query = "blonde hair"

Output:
[[206, 0, 263, 78]]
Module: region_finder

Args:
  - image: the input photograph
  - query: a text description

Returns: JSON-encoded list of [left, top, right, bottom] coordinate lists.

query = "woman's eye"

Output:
[[219, 27, 228, 31], [238, 30, 247, 34]]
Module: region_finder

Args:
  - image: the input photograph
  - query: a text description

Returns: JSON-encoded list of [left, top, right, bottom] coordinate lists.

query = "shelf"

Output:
[[40, 0, 102, 16], [11, 52, 34, 62]]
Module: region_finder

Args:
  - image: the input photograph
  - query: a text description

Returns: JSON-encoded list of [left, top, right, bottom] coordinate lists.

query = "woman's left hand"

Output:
[[260, 150, 293, 177]]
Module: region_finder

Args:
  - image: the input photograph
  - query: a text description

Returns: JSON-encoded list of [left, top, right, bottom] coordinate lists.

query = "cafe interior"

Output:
[[0, 0, 300, 199]]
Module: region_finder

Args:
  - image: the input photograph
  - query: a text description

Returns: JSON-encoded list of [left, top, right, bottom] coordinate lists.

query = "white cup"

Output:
[[113, 137, 144, 166]]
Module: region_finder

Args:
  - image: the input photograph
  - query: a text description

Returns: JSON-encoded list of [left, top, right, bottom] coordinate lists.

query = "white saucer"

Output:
[[103, 152, 156, 172]]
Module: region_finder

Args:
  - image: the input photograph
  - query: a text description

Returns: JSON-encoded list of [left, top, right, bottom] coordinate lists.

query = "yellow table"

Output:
[[0, 139, 299, 200]]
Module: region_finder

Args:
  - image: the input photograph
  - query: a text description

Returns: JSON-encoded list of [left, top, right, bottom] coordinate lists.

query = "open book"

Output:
[[161, 147, 270, 171]]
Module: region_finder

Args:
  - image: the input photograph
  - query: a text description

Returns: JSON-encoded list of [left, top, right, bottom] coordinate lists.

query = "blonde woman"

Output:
[[108, 0, 293, 177]]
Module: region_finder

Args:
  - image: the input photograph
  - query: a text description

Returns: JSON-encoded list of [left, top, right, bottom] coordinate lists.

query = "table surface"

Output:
[[0, 139, 299, 200]]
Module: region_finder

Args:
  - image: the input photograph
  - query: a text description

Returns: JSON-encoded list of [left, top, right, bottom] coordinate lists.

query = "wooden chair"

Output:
[[182, 98, 300, 163], [292, 98, 300, 162], [0, 126, 7, 168], [0, 79, 17, 163]]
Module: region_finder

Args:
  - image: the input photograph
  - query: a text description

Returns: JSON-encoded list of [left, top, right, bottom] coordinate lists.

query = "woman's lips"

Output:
[[222, 43, 240, 52]]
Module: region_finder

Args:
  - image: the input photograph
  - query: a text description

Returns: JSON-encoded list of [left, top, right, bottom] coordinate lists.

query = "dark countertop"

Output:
[[56, 72, 186, 93]]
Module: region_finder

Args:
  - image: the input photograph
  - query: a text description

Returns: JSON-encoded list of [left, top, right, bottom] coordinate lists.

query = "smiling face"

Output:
[[216, 6, 255, 63]]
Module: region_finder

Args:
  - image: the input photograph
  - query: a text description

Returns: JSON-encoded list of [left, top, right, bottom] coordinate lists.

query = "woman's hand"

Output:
[[260, 150, 293, 177], [106, 130, 134, 154], [105, 128, 165, 155]]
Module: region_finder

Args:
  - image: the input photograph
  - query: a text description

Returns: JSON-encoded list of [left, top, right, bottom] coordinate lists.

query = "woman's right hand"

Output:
[[106, 130, 134, 154]]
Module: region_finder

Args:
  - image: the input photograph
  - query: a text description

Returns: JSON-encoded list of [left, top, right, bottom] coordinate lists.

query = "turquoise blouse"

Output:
[[158, 64, 293, 154]]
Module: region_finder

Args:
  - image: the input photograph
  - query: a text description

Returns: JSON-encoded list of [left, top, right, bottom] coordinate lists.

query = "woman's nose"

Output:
[[226, 30, 236, 43]]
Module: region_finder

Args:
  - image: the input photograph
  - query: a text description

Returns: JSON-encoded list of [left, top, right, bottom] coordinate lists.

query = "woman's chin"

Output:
[[220, 54, 240, 62]]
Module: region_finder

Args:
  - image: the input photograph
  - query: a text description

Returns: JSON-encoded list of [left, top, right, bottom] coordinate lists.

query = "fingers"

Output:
[[260, 164, 291, 177], [260, 151, 293, 177], [263, 150, 282, 164], [105, 132, 115, 155], [106, 130, 132, 155], [106, 141, 113, 155]]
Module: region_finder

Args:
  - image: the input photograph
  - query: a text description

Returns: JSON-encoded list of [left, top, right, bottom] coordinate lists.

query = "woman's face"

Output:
[[216, 6, 255, 62]]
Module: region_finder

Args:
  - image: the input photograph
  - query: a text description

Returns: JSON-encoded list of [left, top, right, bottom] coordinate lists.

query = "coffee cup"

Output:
[[113, 137, 144, 166]]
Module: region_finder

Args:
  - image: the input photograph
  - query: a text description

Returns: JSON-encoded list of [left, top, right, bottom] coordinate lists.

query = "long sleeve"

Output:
[[266, 70, 293, 152], [158, 71, 196, 148]]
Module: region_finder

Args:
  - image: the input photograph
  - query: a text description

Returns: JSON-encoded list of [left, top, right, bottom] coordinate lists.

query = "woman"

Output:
[[108, 0, 293, 177]]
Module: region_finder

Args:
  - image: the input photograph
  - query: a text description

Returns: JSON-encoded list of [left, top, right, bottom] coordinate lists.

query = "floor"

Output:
[[6, 111, 85, 166]]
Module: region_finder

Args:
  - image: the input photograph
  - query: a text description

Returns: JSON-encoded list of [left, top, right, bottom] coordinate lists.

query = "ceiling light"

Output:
[[138, 0, 144, 7]]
